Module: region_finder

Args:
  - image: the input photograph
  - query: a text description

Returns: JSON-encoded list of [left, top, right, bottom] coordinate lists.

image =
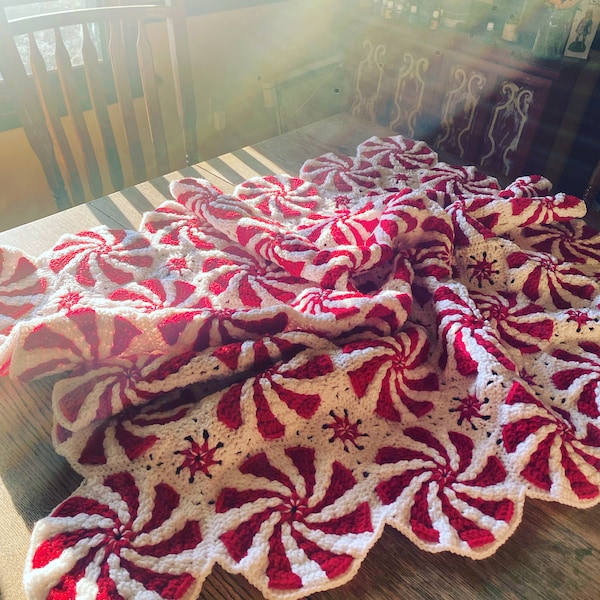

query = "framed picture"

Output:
[[564, 0, 600, 59]]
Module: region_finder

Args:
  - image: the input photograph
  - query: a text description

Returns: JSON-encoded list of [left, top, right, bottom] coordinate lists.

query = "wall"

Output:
[[183, 0, 347, 156], [0, 0, 345, 233]]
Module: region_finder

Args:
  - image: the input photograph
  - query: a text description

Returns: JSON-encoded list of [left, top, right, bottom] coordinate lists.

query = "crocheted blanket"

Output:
[[3, 135, 600, 599]]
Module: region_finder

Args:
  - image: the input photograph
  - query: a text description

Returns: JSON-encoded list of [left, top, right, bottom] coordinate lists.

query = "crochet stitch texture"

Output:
[[1, 135, 600, 599]]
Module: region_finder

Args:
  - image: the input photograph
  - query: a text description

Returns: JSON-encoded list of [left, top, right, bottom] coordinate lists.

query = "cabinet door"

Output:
[[478, 71, 551, 179], [385, 41, 441, 141], [349, 27, 440, 140], [349, 34, 387, 124], [433, 53, 496, 164]]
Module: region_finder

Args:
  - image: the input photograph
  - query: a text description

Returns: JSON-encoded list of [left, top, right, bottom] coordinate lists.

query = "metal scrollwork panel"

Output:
[[480, 81, 533, 177], [389, 52, 429, 138], [435, 66, 486, 158], [351, 38, 386, 123]]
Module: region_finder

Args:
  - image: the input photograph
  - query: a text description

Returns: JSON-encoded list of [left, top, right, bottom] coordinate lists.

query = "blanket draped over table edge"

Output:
[[2, 134, 600, 600]]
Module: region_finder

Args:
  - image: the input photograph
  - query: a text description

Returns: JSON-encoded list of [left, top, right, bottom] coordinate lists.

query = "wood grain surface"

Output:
[[1, 114, 599, 600]]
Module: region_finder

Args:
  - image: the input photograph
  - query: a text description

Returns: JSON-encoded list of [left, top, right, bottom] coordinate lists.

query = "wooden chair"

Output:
[[0, 2, 198, 210]]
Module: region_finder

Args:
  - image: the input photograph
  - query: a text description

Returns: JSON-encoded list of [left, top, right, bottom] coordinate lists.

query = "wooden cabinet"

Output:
[[346, 18, 558, 181], [264, 8, 596, 192]]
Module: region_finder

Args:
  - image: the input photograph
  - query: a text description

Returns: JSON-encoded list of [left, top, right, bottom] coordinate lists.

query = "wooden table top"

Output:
[[0, 114, 599, 600]]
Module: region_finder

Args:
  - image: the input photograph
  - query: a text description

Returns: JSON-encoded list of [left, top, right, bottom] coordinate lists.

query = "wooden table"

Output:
[[1, 114, 599, 600]]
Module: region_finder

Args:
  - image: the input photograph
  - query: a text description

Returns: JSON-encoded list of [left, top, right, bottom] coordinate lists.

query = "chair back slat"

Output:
[[166, 0, 198, 165], [28, 31, 85, 204], [81, 22, 124, 192], [108, 18, 147, 184], [0, 11, 70, 209], [136, 19, 170, 175], [54, 26, 103, 199], [0, 1, 198, 210]]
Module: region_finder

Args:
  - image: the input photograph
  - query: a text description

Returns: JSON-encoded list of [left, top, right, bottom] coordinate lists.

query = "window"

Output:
[[2, 1, 99, 75], [0, 1, 113, 129], [4, 0, 93, 19]]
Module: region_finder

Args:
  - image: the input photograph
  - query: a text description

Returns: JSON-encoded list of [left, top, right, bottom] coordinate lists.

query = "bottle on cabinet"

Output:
[[383, 0, 395, 19], [407, 3, 420, 25], [439, 0, 468, 30], [394, 0, 406, 20], [501, 11, 520, 43], [430, 8, 441, 30]]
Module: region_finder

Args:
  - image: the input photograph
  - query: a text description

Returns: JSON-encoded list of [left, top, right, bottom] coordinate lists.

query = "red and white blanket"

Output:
[[2, 135, 600, 599]]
